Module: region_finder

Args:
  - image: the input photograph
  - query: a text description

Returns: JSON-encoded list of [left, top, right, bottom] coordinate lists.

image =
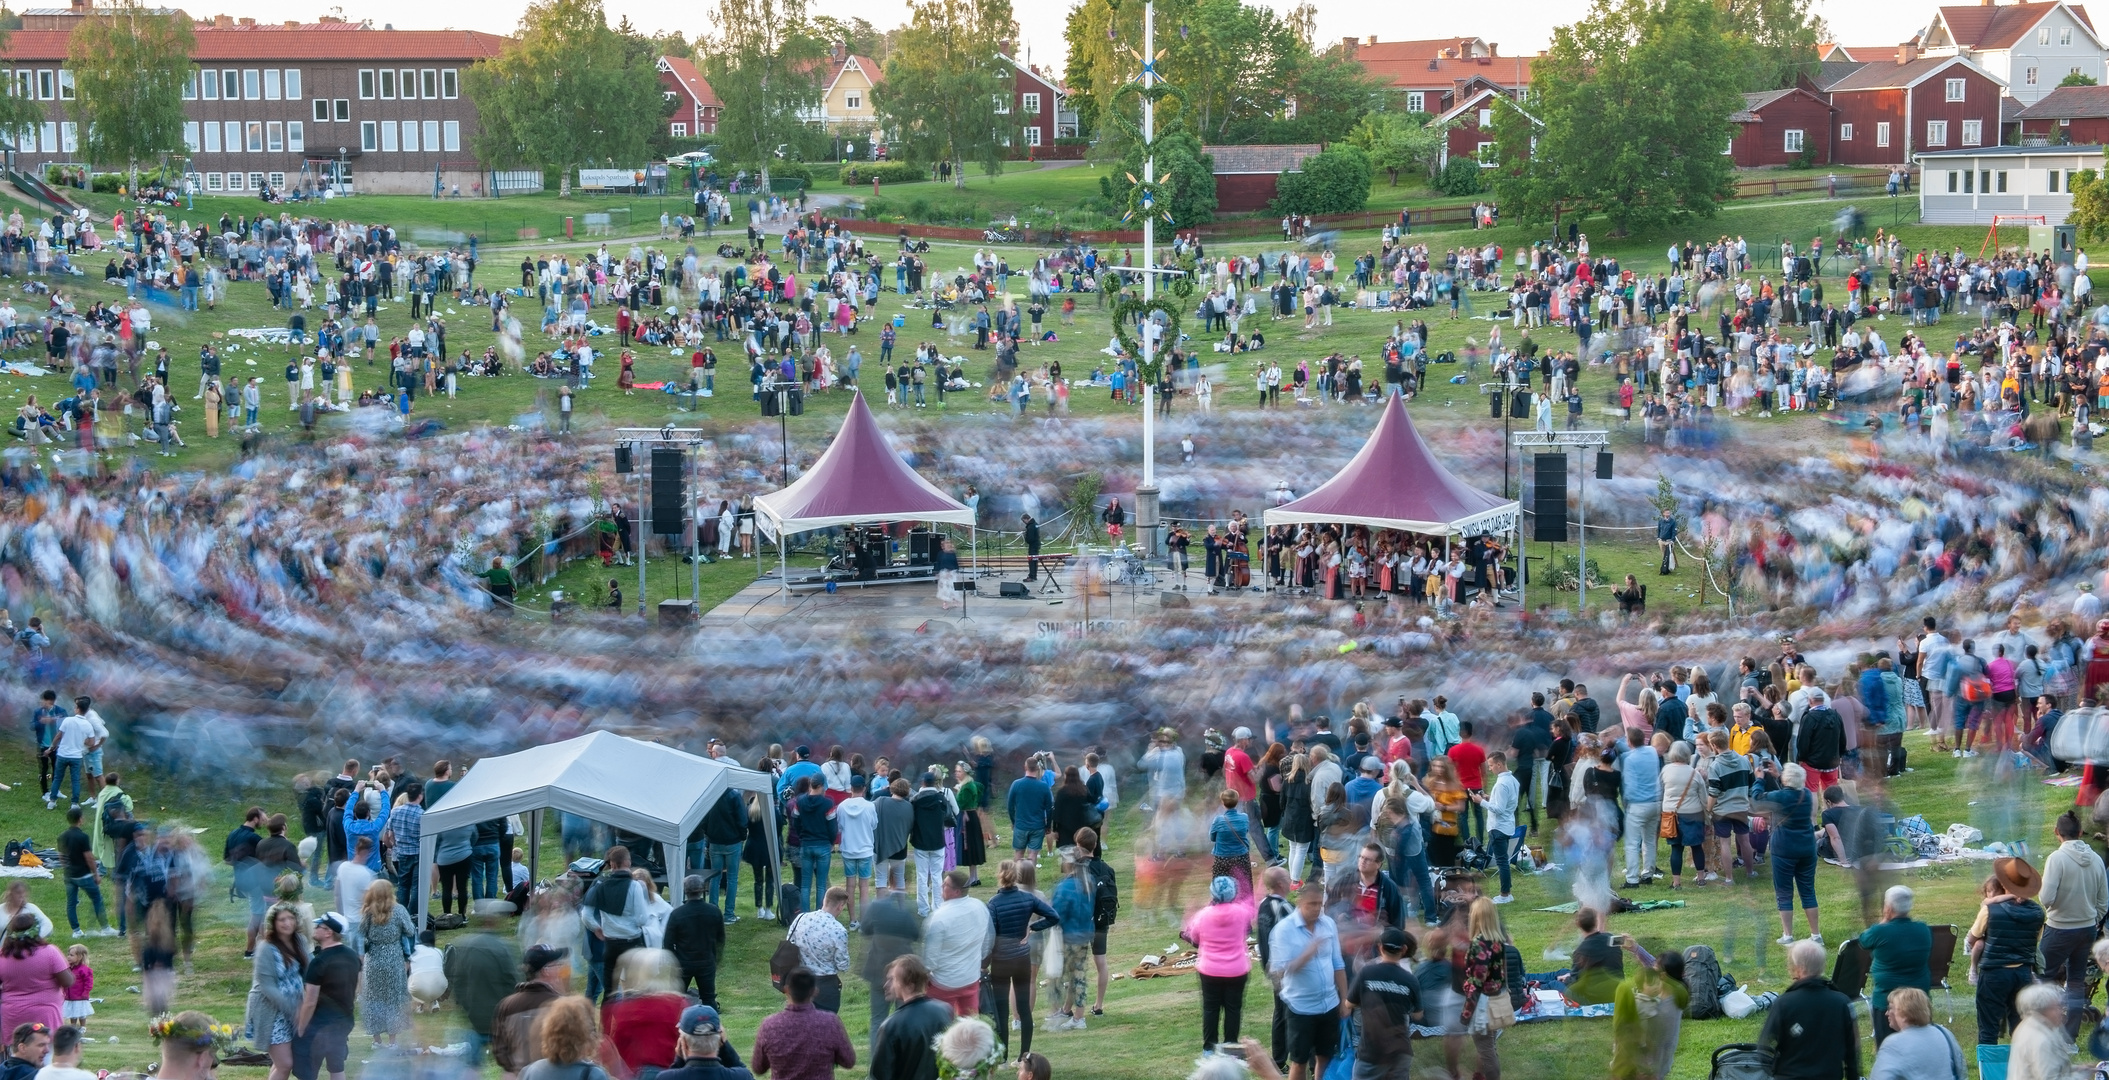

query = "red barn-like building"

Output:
[[2014, 82, 2109, 143], [1729, 84, 1837, 166], [1428, 81, 1526, 170], [1821, 51, 2003, 165]]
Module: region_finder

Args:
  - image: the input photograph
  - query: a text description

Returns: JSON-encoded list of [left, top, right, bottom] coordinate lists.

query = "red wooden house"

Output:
[[1820, 50, 2003, 166], [997, 52, 1069, 153], [1204, 144, 1321, 212], [657, 56, 720, 138], [1728, 83, 1837, 166], [1428, 78, 1524, 169], [2014, 82, 2109, 142]]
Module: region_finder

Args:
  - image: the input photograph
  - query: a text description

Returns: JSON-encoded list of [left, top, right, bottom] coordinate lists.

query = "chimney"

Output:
[[68, 0, 85, 13], [1488, 43, 1499, 57], [213, 13, 230, 26], [1364, 34, 1375, 46], [1897, 42, 1917, 63], [1340, 36, 1357, 58], [236, 16, 253, 25], [283, 20, 297, 27], [832, 40, 846, 60]]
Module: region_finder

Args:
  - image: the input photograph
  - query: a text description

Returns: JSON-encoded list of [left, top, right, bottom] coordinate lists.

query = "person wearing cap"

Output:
[[1346, 927, 1420, 1080], [2039, 811, 2106, 1039], [491, 945, 570, 1080], [663, 875, 725, 1008], [1973, 856, 2046, 1046], [752, 966, 855, 1080], [779, 746, 822, 800], [871, 955, 951, 1080], [656, 1004, 754, 1080], [292, 914, 359, 1080], [1857, 886, 1931, 1045], [1182, 873, 1256, 1052], [442, 900, 520, 1067]]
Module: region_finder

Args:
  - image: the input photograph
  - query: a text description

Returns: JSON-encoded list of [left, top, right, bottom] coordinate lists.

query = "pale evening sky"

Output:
[[198, 0, 1925, 74]]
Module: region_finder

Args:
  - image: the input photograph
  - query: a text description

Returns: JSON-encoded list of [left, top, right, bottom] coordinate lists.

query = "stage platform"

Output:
[[698, 562, 1258, 635]]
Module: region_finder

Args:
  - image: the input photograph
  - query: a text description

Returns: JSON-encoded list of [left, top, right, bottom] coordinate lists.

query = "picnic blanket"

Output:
[[1536, 900, 1686, 914], [1130, 948, 1200, 979]]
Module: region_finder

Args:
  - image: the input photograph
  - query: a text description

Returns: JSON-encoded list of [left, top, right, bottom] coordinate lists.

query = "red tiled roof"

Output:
[[2015, 82, 2109, 117], [1203, 144, 1320, 175], [658, 55, 721, 109], [0, 24, 509, 61], [1936, 2, 2093, 50], [1354, 52, 1534, 91], [1355, 38, 1482, 60]]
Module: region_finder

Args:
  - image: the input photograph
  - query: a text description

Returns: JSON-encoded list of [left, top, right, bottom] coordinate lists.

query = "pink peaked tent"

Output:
[[753, 390, 974, 540], [1263, 393, 1518, 536]]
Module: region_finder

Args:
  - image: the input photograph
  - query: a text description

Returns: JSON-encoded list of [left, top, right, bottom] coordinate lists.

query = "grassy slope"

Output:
[[11, 727, 2064, 1080]]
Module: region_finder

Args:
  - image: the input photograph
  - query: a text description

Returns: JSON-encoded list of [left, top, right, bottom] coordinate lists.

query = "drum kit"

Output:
[[1096, 547, 1156, 589]]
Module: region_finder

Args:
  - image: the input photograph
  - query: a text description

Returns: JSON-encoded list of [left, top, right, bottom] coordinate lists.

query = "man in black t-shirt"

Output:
[[56, 807, 109, 935], [296, 913, 361, 1080], [1348, 927, 1422, 1080]]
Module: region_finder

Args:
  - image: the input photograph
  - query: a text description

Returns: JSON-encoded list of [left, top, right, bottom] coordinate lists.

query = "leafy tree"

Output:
[[811, 16, 890, 62], [1271, 144, 1370, 215], [1065, 0, 1318, 152], [1492, 0, 1744, 235], [1347, 110, 1444, 185], [874, 0, 1016, 188], [1435, 154, 1484, 195], [65, 0, 192, 191], [2068, 167, 2109, 246], [1101, 122, 1216, 237], [1715, 0, 1824, 90], [695, 0, 827, 194], [464, 0, 663, 197], [2062, 70, 2099, 87]]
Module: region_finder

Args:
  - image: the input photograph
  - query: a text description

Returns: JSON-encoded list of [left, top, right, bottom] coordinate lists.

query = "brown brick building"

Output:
[[0, 8, 506, 195]]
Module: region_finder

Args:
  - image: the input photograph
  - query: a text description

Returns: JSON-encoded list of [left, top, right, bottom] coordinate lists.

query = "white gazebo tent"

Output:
[[416, 731, 778, 931]]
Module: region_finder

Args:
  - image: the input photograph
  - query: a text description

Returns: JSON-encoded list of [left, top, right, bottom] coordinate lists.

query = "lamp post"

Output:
[[337, 147, 347, 197]]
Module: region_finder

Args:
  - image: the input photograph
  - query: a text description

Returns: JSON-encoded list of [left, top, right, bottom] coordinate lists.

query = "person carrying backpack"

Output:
[[1793, 690, 1848, 794], [91, 774, 134, 873], [1078, 826, 1117, 1019]]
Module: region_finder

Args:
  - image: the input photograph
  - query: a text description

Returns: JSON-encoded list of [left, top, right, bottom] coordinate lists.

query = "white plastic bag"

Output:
[[1722, 988, 1758, 1019], [1043, 926, 1065, 980], [1946, 823, 1984, 845]]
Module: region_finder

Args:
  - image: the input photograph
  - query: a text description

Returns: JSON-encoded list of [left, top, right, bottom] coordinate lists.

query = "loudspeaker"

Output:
[[657, 599, 697, 626], [650, 448, 685, 536], [761, 391, 779, 417], [909, 531, 936, 566], [614, 444, 633, 474], [787, 388, 805, 416], [1489, 392, 1504, 419], [1532, 453, 1568, 543], [1511, 390, 1532, 419], [999, 581, 1029, 598], [1596, 450, 1613, 480]]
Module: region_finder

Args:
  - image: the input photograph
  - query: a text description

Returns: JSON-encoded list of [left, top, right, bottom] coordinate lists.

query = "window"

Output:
[[1022, 92, 1041, 114], [1963, 170, 1973, 193], [1784, 129, 1804, 152], [400, 121, 417, 152], [1876, 121, 1891, 146], [441, 120, 459, 151], [58, 122, 73, 152], [380, 120, 397, 151], [1945, 78, 1965, 101], [420, 69, 437, 99], [1840, 122, 1854, 141], [1478, 108, 1493, 127], [359, 120, 377, 151], [183, 70, 197, 99], [245, 121, 262, 152], [1478, 141, 1497, 165], [183, 121, 199, 152], [10, 71, 27, 98], [1405, 91, 1424, 112], [204, 172, 222, 191], [1997, 170, 2008, 192], [1981, 170, 1992, 191], [263, 69, 281, 100], [266, 121, 283, 152], [377, 69, 395, 99], [2028, 66, 2040, 84], [200, 69, 217, 99], [2052, 169, 2063, 192], [223, 120, 239, 152], [247, 172, 263, 190], [242, 70, 260, 100], [2062, 26, 2074, 44], [838, 90, 856, 110], [358, 69, 375, 99], [441, 69, 458, 98], [285, 70, 300, 98], [224, 172, 241, 191], [1724, 136, 1734, 155], [2041, 26, 2052, 44], [56, 70, 71, 100], [671, 121, 688, 137], [334, 99, 349, 121], [421, 120, 438, 151], [35, 70, 51, 100], [400, 69, 416, 98], [991, 93, 1007, 114], [267, 171, 284, 188], [314, 98, 329, 122], [1926, 119, 1947, 146], [1962, 119, 1983, 145], [287, 121, 303, 152], [202, 121, 220, 152], [222, 69, 237, 100]]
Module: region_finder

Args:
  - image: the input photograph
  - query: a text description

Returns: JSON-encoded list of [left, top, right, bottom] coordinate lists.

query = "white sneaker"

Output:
[[1809, 934, 1824, 946], [70, 930, 82, 939], [1776, 934, 1795, 946], [1068, 1017, 1086, 1032], [1492, 894, 1514, 904], [1952, 749, 1963, 758]]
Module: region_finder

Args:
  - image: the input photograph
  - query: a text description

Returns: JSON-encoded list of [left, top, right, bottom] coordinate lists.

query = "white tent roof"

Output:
[[421, 730, 772, 845]]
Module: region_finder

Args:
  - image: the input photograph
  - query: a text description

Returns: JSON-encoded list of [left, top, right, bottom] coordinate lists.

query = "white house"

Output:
[[1913, 2, 2109, 105], [1915, 143, 2100, 222]]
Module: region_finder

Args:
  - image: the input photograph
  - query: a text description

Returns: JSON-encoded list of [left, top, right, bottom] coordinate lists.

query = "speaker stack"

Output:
[[1532, 453, 1568, 543], [1596, 450, 1614, 480], [650, 447, 685, 536]]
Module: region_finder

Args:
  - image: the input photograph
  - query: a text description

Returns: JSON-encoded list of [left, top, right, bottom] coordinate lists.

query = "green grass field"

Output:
[[6, 724, 2073, 1080]]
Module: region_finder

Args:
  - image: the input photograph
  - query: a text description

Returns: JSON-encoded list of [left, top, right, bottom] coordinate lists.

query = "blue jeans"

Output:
[[1489, 830, 1515, 896], [48, 756, 81, 805], [799, 843, 832, 912], [1397, 847, 1437, 924], [706, 843, 743, 913], [1246, 800, 1278, 861], [66, 873, 106, 931], [470, 843, 502, 899]]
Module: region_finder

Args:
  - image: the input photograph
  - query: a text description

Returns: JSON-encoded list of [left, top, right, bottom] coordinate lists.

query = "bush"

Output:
[[841, 161, 928, 186], [91, 173, 122, 194], [1270, 145, 1372, 217], [766, 160, 813, 182], [1433, 155, 1484, 196]]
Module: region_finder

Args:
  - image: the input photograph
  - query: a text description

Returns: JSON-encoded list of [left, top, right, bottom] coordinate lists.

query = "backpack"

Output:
[[100, 793, 132, 843], [1683, 944, 1725, 1019], [2, 840, 20, 867], [1088, 857, 1119, 930]]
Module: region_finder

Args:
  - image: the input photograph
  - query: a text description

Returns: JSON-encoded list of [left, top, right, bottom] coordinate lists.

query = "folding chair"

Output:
[[1928, 924, 1960, 1022], [1831, 938, 1872, 1031]]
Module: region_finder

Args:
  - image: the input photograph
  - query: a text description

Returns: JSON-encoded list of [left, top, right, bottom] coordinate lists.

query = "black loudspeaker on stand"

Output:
[[999, 581, 1029, 598], [1596, 450, 1614, 480], [615, 444, 633, 474], [1511, 390, 1532, 419], [1489, 393, 1504, 419], [650, 447, 685, 536], [1532, 453, 1568, 543]]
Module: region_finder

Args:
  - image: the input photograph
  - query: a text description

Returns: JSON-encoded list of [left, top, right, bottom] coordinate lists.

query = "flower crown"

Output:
[[932, 1017, 1005, 1080], [147, 1015, 239, 1055]]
